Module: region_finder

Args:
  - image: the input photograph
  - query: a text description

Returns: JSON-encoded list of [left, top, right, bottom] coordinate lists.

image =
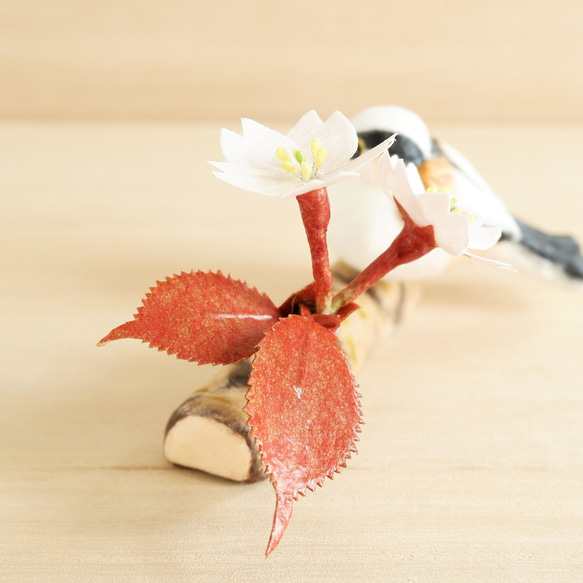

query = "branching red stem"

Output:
[[330, 216, 436, 313]]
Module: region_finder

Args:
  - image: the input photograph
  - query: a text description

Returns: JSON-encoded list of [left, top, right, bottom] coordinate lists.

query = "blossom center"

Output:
[[427, 184, 475, 223], [275, 137, 328, 182]]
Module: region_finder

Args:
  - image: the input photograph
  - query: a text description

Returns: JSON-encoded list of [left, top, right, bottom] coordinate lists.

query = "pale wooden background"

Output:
[[2, 122, 583, 583], [2, 2, 583, 581], [1, 0, 582, 123]]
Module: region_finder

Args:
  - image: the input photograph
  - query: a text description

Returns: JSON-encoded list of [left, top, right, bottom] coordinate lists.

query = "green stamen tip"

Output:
[[293, 149, 305, 164]]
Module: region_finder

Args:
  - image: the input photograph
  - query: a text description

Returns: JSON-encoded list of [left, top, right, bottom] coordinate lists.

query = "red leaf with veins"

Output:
[[246, 315, 362, 556], [98, 271, 280, 365]]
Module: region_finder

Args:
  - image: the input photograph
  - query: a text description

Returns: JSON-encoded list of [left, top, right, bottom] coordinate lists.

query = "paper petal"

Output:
[[211, 162, 299, 197], [312, 111, 359, 171], [287, 110, 324, 147], [467, 220, 503, 250]]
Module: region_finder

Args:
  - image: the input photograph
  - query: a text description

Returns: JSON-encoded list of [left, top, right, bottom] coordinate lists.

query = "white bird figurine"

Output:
[[328, 105, 583, 284]]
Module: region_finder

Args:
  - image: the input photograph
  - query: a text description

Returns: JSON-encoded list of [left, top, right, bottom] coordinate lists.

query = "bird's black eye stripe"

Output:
[[353, 130, 394, 157], [355, 130, 428, 166]]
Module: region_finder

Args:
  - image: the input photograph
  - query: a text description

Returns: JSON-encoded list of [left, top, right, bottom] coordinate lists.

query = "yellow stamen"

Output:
[[438, 187, 450, 193], [276, 138, 327, 181], [281, 160, 297, 174], [314, 147, 327, 168], [310, 138, 321, 158], [426, 185, 438, 193], [357, 137, 366, 154], [468, 214, 475, 222], [293, 149, 305, 164], [275, 147, 291, 162], [451, 208, 462, 214]]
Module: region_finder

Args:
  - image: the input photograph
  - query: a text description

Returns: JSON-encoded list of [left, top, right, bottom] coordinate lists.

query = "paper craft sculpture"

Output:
[[99, 106, 583, 556]]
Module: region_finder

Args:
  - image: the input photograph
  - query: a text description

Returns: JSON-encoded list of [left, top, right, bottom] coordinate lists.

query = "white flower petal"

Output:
[[414, 191, 452, 222], [212, 162, 298, 197], [377, 151, 505, 258], [378, 152, 412, 197], [312, 111, 359, 171], [219, 118, 297, 168], [463, 252, 515, 271], [342, 135, 397, 176], [239, 118, 297, 167], [467, 220, 502, 250], [280, 171, 362, 199], [432, 212, 470, 255], [413, 192, 470, 254], [378, 152, 427, 226], [287, 110, 324, 148], [404, 161, 425, 193], [211, 111, 391, 199]]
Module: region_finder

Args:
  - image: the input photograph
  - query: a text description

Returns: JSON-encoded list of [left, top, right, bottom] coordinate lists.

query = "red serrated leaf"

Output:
[[245, 315, 362, 556], [98, 271, 280, 365]]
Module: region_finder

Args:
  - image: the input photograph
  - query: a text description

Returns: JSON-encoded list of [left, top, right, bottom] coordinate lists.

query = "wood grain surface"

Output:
[[1, 122, 582, 582], [1, 0, 583, 123]]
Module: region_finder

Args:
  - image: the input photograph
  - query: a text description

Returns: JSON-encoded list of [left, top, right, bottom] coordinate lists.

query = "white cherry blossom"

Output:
[[210, 111, 395, 198], [378, 152, 510, 267]]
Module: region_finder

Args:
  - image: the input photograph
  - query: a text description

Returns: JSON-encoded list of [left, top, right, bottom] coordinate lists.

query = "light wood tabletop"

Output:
[[2, 0, 583, 124], [2, 122, 582, 582]]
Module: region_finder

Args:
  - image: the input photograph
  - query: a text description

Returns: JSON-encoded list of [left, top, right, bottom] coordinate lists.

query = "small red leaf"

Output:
[[278, 282, 316, 317], [98, 271, 280, 365], [245, 315, 362, 555]]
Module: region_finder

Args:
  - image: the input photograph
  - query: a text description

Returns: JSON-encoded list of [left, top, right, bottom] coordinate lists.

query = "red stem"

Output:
[[296, 188, 333, 314], [330, 219, 436, 313]]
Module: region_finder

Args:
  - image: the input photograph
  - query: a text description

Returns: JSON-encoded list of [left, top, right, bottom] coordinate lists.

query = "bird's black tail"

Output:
[[502, 219, 583, 282]]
